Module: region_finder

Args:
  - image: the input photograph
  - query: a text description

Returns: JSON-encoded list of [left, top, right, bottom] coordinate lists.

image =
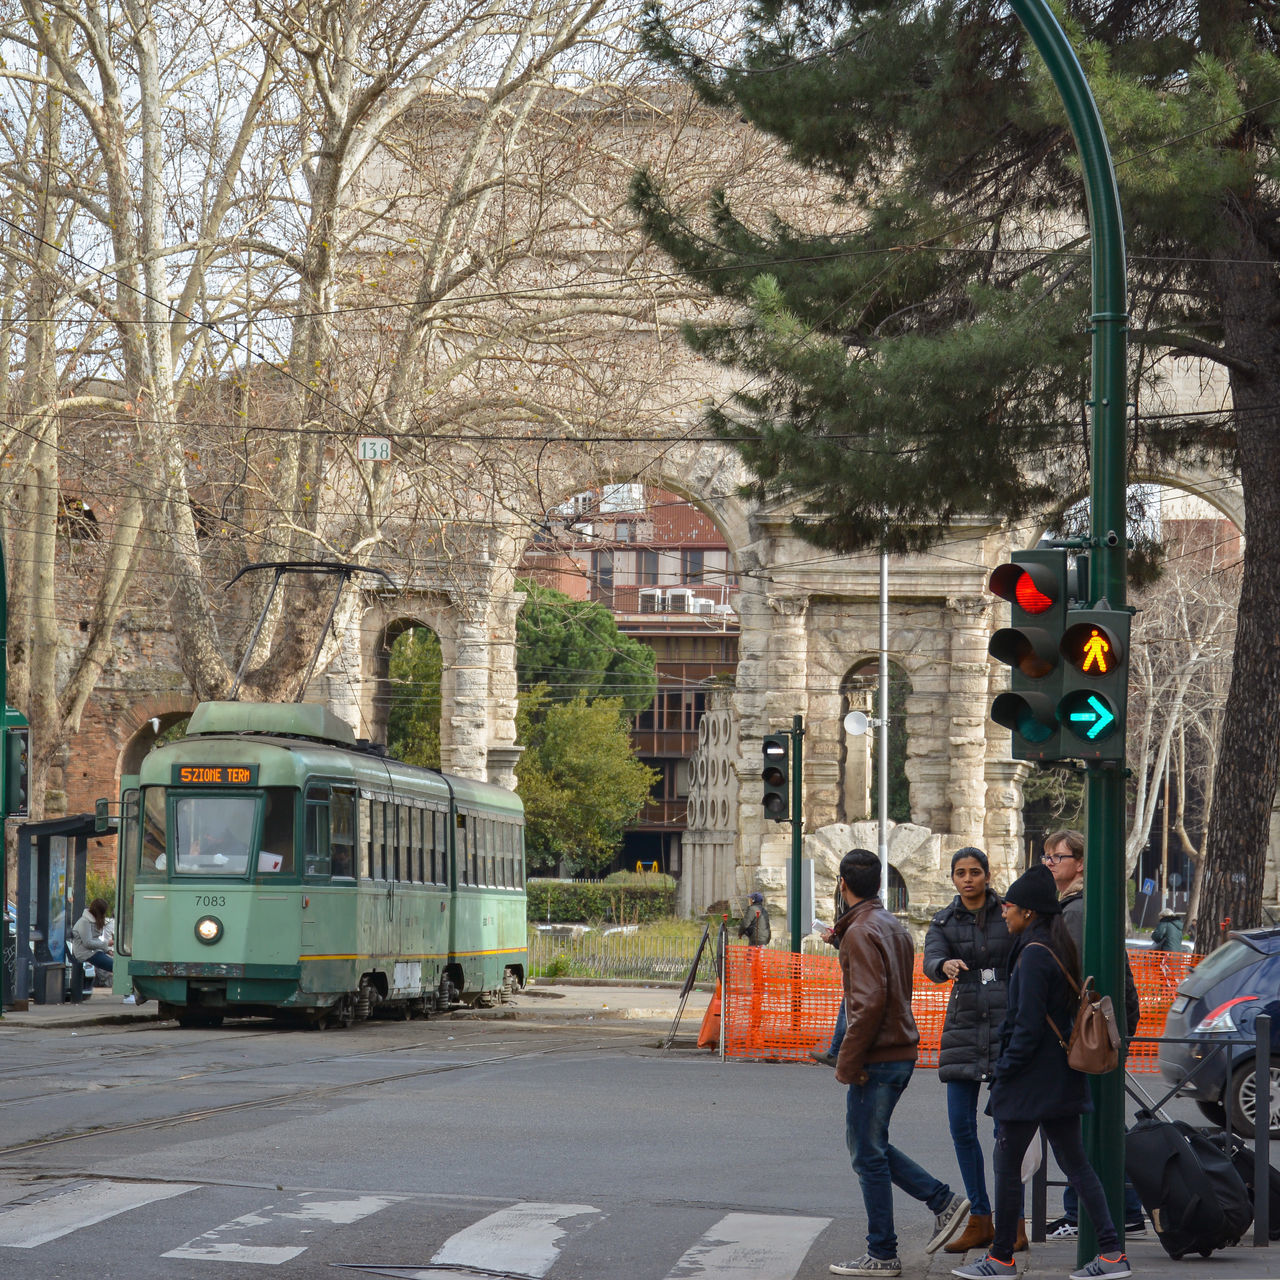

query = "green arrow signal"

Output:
[[1069, 694, 1115, 740]]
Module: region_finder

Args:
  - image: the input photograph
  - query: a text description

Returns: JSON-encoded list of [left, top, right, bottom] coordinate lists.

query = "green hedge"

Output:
[[527, 878, 676, 923]]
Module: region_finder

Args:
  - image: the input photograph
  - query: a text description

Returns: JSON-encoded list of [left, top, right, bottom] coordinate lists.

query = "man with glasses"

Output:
[[1040, 829, 1146, 1240]]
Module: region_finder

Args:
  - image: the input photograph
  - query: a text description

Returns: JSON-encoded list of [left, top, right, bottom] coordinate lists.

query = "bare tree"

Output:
[[1124, 522, 1240, 944], [0, 0, 783, 811]]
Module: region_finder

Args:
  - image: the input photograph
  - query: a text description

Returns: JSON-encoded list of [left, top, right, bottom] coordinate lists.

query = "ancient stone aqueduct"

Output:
[[70, 426, 1275, 936]]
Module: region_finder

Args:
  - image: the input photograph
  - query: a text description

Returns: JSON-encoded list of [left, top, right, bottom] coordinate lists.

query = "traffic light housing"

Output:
[[987, 550, 1069, 760], [1058, 609, 1130, 761], [5, 726, 28, 817], [761, 733, 790, 821]]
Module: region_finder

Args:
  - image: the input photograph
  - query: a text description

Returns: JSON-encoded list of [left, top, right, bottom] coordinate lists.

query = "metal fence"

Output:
[[528, 929, 718, 984]]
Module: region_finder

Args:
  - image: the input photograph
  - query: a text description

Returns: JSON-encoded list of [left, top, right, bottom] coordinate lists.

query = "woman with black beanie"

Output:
[[950, 863, 1131, 1280]]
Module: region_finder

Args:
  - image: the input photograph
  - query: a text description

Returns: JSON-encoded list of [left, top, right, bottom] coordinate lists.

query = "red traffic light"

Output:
[[989, 562, 1058, 616]]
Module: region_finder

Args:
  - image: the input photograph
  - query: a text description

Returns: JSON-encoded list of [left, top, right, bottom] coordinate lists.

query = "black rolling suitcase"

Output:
[[1224, 1138, 1280, 1240], [1124, 1114, 1253, 1258]]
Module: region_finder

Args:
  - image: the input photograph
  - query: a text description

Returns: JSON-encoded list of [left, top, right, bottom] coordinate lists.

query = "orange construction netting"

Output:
[[721, 945, 1198, 1072]]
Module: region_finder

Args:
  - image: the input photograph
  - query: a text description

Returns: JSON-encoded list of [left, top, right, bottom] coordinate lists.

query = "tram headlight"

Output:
[[195, 915, 223, 945]]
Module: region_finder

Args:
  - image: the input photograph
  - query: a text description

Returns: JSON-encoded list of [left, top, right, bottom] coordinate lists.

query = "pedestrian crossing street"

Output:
[[0, 1180, 835, 1277]]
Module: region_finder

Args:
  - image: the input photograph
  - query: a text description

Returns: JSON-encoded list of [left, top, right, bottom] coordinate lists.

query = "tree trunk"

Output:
[[1196, 229, 1280, 950]]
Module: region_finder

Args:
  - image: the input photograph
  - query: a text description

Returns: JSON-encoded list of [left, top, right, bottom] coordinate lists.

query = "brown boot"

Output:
[[943, 1213, 995, 1253], [1013, 1218, 1029, 1252]]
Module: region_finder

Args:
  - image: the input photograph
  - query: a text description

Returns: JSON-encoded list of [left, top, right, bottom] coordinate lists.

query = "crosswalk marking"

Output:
[[163, 1192, 401, 1265], [663, 1211, 831, 1279], [430, 1201, 601, 1277], [0, 1180, 199, 1249]]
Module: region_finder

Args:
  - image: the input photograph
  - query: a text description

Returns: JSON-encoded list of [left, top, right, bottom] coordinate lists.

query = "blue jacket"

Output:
[[988, 921, 1092, 1123]]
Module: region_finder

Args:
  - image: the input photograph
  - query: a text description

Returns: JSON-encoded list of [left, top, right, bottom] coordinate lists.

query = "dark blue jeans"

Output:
[[88, 950, 113, 973], [845, 1060, 954, 1260], [828, 999, 847, 1056], [947, 1079, 991, 1215]]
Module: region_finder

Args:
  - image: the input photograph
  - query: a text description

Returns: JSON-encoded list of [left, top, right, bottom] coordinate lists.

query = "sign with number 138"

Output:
[[358, 436, 391, 462]]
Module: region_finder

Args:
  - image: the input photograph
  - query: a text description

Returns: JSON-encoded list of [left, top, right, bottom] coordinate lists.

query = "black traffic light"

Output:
[[1058, 608, 1130, 761], [5, 726, 28, 817], [761, 733, 790, 821], [988, 549, 1069, 760]]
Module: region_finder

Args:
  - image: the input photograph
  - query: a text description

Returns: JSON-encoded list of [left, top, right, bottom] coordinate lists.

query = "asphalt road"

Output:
[[0, 1011, 1226, 1280]]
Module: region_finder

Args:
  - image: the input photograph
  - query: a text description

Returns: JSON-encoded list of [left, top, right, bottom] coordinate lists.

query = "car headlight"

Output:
[[1192, 995, 1257, 1034], [194, 915, 223, 945]]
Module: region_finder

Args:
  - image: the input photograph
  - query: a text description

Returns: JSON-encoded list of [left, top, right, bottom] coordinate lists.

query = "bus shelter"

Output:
[[4, 814, 105, 1008]]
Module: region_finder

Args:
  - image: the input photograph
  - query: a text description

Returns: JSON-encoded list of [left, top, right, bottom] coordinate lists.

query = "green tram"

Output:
[[112, 701, 526, 1027]]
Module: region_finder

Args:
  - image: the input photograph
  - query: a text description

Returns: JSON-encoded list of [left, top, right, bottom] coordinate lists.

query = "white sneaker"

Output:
[[122, 994, 136, 1005]]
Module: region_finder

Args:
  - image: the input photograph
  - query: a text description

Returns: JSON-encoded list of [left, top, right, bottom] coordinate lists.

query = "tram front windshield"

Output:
[[174, 795, 257, 875]]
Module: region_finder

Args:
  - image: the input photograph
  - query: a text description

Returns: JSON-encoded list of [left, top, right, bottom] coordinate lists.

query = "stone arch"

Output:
[[329, 581, 524, 788], [836, 657, 913, 826], [116, 696, 198, 782]]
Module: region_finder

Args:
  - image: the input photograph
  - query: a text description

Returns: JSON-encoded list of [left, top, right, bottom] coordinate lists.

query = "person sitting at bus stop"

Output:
[[71, 898, 114, 974]]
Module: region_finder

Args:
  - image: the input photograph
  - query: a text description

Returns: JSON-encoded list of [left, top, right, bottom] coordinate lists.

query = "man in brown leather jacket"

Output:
[[827, 849, 969, 1278]]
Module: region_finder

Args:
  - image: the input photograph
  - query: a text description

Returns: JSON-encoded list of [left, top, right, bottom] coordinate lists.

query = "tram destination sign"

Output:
[[172, 764, 259, 785]]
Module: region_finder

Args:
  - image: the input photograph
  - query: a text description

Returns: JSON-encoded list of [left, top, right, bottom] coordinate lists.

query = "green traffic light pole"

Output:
[[789, 713, 804, 954], [1008, 1, 1129, 1261]]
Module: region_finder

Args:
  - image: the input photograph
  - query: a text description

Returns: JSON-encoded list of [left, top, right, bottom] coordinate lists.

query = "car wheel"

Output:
[[1228, 1059, 1280, 1138], [1196, 1099, 1226, 1127]]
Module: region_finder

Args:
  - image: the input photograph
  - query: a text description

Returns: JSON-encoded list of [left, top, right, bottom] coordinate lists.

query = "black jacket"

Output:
[[988, 922, 1093, 1123], [923, 891, 1014, 1082]]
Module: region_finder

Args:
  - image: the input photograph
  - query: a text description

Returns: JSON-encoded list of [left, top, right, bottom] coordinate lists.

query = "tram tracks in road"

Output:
[[0, 1025, 651, 1162]]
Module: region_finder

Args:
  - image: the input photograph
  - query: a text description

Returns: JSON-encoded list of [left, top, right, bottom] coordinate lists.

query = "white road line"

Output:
[[663, 1212, 831, 1279], [0, 1180, 199, 1249], [428, 1201, 601, 1277], [163, 1192, 401, 1266]]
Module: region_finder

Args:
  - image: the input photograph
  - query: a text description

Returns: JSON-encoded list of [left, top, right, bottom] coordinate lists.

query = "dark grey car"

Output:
[[1157, 926, 1280, 1138]]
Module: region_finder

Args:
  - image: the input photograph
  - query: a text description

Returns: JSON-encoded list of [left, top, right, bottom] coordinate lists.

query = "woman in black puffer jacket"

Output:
[[922, 847, 1015, 1255]]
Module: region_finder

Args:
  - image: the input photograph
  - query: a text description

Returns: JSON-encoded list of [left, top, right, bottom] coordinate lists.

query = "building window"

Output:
[[681, 549, 704, 583], [591, 550, 614, 604], [637, 549, 659, 585]]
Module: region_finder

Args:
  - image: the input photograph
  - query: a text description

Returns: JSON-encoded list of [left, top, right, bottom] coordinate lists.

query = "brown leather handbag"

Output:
[[1027, 942, 1121, 1074]]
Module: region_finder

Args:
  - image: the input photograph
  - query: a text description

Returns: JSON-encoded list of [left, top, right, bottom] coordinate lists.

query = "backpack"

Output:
[[1027, 942, 1121, 1074]]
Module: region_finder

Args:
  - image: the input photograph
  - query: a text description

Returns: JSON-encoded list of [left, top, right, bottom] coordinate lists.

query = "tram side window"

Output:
[[331, 787, 355, 878], [259, 787, 296, 874], [499, 822, 510, 889], [304, 786, 331, 878], [117, 789, 140, 954], [359, 795, 373, 879], [456, 812, 470, 885], [429, 808, 444, 884], [398, 804, 412, 882], [370, 799, 386, 880], [138, 785, 168, 879], [516, 827, 526, 888], [484, 819, 496, 886], [413, 807, 425, 883]]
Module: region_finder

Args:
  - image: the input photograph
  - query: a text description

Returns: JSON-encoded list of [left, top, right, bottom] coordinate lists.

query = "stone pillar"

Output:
[[486, 590, 524, 790], [946, 595, 994, 848], [442, 598, 489, 780], [984, 758, 1033, 887]]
